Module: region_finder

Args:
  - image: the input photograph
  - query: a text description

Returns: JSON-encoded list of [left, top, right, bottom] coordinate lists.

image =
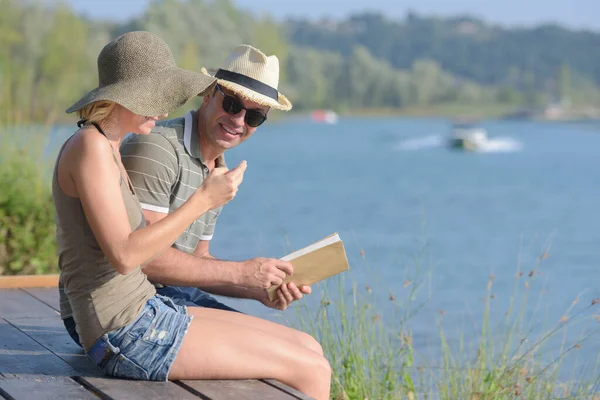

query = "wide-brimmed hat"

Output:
[[201, 44, 292, 111], [66, 31, 216, 116]]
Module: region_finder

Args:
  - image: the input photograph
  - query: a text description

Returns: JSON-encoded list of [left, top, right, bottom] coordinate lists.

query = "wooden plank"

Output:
[[0, 290, 58, 319], [262, 379, 314, 399], [0, 319, 79, 376], [180, 379, 297, 400], [0, 275, 59, 289], [77, 376, 200, 400], [0, 374, 96, 400], [0, 375, 6, 400], [5, 316, 101, 377], [20, 288, 59, 312]]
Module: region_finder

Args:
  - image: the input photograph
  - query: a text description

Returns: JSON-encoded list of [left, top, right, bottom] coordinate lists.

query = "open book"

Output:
[[267, 233, 350, 301]]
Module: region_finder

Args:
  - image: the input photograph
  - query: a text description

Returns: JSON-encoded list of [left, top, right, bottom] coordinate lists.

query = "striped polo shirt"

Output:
[[121, 110, 226, 253]]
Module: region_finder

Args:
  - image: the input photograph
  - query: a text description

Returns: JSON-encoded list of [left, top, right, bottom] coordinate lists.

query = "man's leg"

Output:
[[156, 286, 241, 313]]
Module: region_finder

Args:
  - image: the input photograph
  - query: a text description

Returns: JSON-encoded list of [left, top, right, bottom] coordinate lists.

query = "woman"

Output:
[[54, 31, 331, 399]]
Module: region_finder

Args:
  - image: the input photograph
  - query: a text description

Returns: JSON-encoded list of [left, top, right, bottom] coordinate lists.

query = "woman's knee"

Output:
[[304, 354, 331, 390], [298, 331, 324, 356], [317, 354, 331, 380]]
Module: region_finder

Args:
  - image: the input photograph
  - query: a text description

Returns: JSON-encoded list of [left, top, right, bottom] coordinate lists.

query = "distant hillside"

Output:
[[286, 12, 600, 91], [2, 0, 599, 123]]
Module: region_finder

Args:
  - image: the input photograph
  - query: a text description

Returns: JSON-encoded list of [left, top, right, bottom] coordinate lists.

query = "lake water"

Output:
[[47, 116, 600, 380]]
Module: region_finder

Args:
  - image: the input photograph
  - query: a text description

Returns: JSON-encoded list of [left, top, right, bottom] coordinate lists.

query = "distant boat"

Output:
[[448, 120, 488, 151], [311, 109, 338, 124]]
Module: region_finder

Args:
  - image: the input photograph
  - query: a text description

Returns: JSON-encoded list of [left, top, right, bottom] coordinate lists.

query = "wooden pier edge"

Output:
[[0, 274, 59, 289]]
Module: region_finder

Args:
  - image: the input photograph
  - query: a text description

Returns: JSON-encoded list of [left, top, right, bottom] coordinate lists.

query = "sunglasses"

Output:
[[216, 85, 267, 128]]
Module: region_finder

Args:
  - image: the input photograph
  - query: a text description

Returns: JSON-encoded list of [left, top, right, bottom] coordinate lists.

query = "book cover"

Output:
[[267, 233, 350, 301]]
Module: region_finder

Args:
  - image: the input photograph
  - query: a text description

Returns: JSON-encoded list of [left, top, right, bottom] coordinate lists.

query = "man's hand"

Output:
[[238, 257, 294, 289], [257, 282, 312, 311], [196, 160, 247, 210]]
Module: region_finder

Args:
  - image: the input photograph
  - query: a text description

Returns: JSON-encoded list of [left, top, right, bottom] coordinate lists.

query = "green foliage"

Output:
[[4, 0, 599, 123], [290, 242, 431, 399], [287, 13, 600, 93], [434, 270, 600, 400], [285, 13, 600, 111], [250, 16, 290, 74], [295, 279, 418, 399], [0, 135, 58, 275], [286, 47, 344, 110], [0, 0, 99, 125], [132, 0, 252, 69], [36, 5, 91, 123]]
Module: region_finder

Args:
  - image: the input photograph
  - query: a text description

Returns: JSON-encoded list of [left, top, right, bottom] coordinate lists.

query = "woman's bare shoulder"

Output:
[[62, 128, 113, 164], [58, 129, 116, 180], [71, 128, 110, 151]]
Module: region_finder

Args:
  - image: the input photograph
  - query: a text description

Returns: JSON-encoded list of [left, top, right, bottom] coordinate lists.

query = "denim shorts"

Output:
[[86, 294, 192, 381], [65, 286, 238, 349]]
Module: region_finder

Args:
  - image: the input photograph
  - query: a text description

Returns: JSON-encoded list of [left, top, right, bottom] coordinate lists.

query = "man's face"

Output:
[[201, 85, 269, 150]]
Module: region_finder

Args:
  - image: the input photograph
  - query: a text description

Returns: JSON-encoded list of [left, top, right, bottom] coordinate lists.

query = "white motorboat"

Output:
[[448, 121, 488, 151]]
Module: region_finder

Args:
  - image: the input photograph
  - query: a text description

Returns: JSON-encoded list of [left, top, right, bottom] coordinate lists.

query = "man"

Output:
[[133, 47, 307, 308]]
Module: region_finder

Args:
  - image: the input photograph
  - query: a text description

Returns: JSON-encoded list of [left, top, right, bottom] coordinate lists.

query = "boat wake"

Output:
[[394, 135, 443, 150], [477, 137, 523, 153], [394, 135, 523, 153]]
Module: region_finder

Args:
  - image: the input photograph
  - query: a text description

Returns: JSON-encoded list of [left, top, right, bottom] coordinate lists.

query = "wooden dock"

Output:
[[0, 283, 312, 400]]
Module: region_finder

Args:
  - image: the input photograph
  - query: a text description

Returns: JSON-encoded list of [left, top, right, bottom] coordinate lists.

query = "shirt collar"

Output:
[[183, 110, 226, 168], [183, 110, 202, 160]]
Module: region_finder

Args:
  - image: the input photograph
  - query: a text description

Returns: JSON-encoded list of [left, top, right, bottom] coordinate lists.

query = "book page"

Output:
[[281, 233, 340, 261]]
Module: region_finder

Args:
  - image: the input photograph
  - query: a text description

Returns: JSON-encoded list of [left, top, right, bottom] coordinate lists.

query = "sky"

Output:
[[65, 0, 600, 31]]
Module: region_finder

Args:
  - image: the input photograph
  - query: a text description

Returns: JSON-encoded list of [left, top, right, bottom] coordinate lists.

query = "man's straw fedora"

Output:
[[201, 44, 292, 111]]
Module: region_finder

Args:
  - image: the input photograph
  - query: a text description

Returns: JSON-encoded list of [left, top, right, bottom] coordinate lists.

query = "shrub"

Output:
[[0, 136, 58, 275]]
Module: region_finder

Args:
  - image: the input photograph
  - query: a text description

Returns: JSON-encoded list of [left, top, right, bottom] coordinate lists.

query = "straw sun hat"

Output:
[[66, 31, 216, 116], [201, 44, 292, 111]]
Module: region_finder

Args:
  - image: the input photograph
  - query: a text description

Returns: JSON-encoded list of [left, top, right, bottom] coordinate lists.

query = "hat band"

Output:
[[215, 69, 278, 101]]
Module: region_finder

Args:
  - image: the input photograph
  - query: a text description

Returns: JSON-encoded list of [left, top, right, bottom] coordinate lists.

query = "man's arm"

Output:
[[141, 210, 291, 292], [190, 240, 264, 300], [142, 245, 242, 287], [192, 240, 213, 258], [190, 238, 312, 310], [141, 210, 244, 287], [144, 240, 310, 310]]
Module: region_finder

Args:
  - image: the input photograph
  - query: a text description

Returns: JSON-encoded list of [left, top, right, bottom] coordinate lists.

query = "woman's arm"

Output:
[[67, 131, 245, 274]]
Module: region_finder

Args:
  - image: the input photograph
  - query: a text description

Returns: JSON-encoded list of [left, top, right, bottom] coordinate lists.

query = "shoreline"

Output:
[[4, 103, 600, 127]]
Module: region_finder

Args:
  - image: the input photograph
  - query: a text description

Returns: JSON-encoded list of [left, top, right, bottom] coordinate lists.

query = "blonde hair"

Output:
[[77, 101, 116, 123]]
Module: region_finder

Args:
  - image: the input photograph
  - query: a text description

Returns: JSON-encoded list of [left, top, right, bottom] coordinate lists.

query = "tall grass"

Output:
[[0, 131, 58, 275], [435, 272, 600, 400], [292, 240, 600, 399]]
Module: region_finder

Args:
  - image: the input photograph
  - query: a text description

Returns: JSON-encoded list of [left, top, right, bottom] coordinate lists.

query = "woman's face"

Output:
[[116, 105, 167, 135]]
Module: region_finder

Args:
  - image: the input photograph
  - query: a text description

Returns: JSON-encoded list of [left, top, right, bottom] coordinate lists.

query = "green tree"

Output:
[[0, 0, 23, 124], [410, 59, 441, 106], [37, 5, 91, 123], [250, 17, 289, 82], [558, 64, 571, 105]]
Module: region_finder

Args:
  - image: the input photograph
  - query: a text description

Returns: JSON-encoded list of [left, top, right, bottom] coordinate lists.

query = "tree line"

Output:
[[1, 0, 598, 125]]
